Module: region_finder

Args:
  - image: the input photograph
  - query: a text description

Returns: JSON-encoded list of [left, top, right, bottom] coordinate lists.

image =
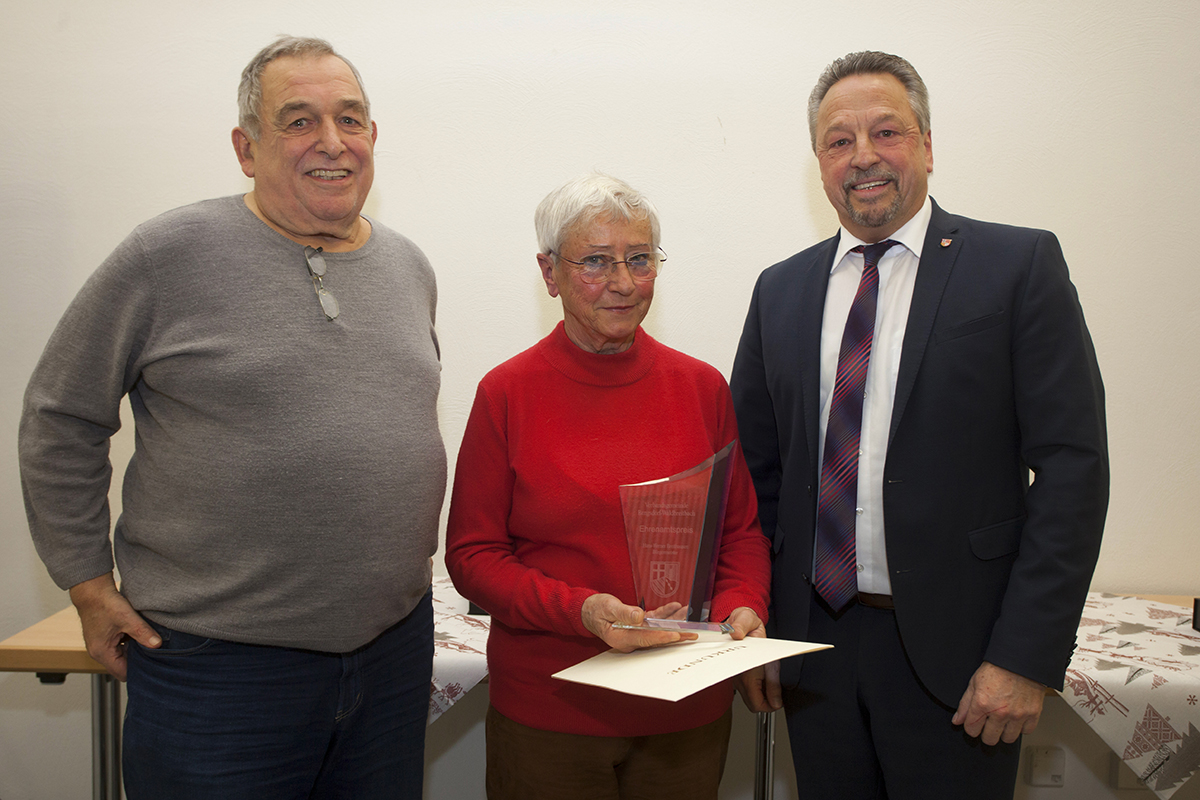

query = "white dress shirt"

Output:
[[817, 196, 933, 595]]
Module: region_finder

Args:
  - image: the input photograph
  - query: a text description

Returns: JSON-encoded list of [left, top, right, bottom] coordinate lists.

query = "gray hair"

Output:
[[237, 36, 371, 141], [807, 51, 930, 151], [535, 173, 661, 256]]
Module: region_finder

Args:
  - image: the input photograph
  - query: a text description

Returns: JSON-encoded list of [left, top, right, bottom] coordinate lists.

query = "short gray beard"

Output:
[[846, 190, 903, 230], [843, 168, 902, 231]]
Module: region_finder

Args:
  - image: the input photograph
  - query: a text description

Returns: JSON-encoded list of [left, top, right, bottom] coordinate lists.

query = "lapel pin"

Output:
[[941, 238, 952, 247]]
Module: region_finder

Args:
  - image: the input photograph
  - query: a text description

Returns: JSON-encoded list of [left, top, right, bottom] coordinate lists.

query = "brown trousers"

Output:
[[484, 704, 733, 800]]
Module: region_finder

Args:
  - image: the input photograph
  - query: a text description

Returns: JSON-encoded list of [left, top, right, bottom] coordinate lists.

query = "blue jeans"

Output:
[[123, 590, 433, 800]]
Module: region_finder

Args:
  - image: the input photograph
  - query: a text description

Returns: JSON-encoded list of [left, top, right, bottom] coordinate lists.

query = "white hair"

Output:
[[534, 173, 661, 255]]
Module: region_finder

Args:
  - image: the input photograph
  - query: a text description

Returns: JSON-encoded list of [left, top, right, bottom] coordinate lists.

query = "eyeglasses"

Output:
[[304, 246, 340, 321], [551, 248, 666, 284]]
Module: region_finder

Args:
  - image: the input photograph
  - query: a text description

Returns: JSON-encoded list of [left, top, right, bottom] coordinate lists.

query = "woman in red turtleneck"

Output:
[[445, 174, 771, 800]]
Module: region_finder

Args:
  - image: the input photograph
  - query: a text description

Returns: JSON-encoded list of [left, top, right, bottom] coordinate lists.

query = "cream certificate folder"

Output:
[[552, 637, 832, 703]]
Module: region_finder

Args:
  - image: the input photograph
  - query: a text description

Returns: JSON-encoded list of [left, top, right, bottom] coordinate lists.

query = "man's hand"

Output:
[[727, 607, 782, 712], [952, 661, 1045, 745], [580, 594, 696, 652], [68, 573, 161, 681]]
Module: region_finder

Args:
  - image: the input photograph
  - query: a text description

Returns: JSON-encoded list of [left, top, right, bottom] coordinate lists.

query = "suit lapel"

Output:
[[889, 201, 961, 444], [800, 235, 839, 467]]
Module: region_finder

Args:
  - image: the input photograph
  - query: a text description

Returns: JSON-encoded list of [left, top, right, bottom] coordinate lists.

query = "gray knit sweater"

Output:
[[19, 196, 446, 652]]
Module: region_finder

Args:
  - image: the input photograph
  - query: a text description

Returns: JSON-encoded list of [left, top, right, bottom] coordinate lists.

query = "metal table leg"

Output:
[[754, 710, 776, 800], [91, 674, 121, 800]]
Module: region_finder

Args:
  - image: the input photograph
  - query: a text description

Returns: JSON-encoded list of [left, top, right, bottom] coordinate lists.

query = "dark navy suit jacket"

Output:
[[729, 199, 1108, 706]]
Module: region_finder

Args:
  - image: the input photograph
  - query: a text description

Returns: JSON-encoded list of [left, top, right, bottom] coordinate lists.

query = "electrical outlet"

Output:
[[1025, 746, 1066, 787]]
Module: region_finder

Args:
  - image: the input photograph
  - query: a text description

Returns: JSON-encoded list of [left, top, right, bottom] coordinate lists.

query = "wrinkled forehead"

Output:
[[562, 211, 654, 249], [260, 54, 367, 114], [819, 73, 916, 128]]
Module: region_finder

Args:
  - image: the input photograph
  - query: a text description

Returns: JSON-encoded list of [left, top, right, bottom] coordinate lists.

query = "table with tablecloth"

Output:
[[1061, 593, 1199, 798]]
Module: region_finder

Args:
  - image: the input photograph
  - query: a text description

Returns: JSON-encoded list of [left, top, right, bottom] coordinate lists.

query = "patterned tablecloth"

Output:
[[1062, 593, 1200, 798], [429, 576, 491, 724]]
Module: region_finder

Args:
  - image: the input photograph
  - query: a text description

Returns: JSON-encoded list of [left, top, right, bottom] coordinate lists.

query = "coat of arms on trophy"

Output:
[[649, 560, 681, 597]]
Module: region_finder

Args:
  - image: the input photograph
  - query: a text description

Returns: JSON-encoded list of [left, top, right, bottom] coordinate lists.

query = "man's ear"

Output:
[[232, 128, 256, 178]]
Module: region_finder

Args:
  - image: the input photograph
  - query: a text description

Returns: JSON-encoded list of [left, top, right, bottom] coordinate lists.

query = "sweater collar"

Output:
[[538, 321, 657, 387]]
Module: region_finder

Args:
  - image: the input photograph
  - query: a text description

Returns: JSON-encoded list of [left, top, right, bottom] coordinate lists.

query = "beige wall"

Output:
[[3, 1, 1198, 797]]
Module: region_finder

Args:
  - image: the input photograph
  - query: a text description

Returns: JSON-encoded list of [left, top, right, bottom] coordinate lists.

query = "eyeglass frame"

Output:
[[304, 246, 340, 321], [548, 247, 667, 284]]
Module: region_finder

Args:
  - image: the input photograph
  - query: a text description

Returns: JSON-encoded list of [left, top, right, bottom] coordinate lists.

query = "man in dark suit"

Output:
[[730, 51, 1108, 798]]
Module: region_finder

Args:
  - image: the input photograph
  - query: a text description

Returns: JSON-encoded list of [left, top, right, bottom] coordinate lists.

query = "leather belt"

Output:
[[857, 592, 895, 610]]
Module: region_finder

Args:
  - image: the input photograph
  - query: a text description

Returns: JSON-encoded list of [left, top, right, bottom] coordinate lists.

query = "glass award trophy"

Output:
[[619, 441, 736, 622]]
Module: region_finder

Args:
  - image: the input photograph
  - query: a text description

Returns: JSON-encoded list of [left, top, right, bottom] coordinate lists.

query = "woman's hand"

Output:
[[645, 601, 688, 621], [580, 594, 697, 653], [724, 606, 765, 640]]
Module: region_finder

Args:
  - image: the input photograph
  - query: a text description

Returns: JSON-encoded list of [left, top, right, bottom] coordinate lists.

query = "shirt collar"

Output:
[[830, 194, 934, 272]]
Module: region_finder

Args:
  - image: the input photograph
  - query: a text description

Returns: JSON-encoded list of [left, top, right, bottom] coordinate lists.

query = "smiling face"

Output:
[[814, 72, 933, 242], [232, 54, 377, 249], [537, 213, 655, 354]]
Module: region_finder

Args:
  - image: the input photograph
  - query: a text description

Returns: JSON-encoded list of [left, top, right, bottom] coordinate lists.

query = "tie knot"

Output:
[[853, 239, 899, 268]]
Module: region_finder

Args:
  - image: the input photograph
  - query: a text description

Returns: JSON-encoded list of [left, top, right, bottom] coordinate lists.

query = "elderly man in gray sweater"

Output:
[[18, 36, 446, 800]]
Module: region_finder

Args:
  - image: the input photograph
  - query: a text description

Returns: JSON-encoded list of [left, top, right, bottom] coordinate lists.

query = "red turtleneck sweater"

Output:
[[446, 322, 770, 736]]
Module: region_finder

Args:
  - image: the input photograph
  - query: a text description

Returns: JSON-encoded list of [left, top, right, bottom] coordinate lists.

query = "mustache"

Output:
[[843, 167, 897, 192]]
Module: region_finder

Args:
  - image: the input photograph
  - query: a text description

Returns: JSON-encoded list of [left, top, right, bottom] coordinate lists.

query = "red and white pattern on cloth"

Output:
[[429, 576, 490, 724], [1063, 593, 1199, 798]]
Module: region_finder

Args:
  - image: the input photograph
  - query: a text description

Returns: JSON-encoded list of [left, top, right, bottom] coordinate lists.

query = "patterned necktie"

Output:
[[813, 239, 898, 611]]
